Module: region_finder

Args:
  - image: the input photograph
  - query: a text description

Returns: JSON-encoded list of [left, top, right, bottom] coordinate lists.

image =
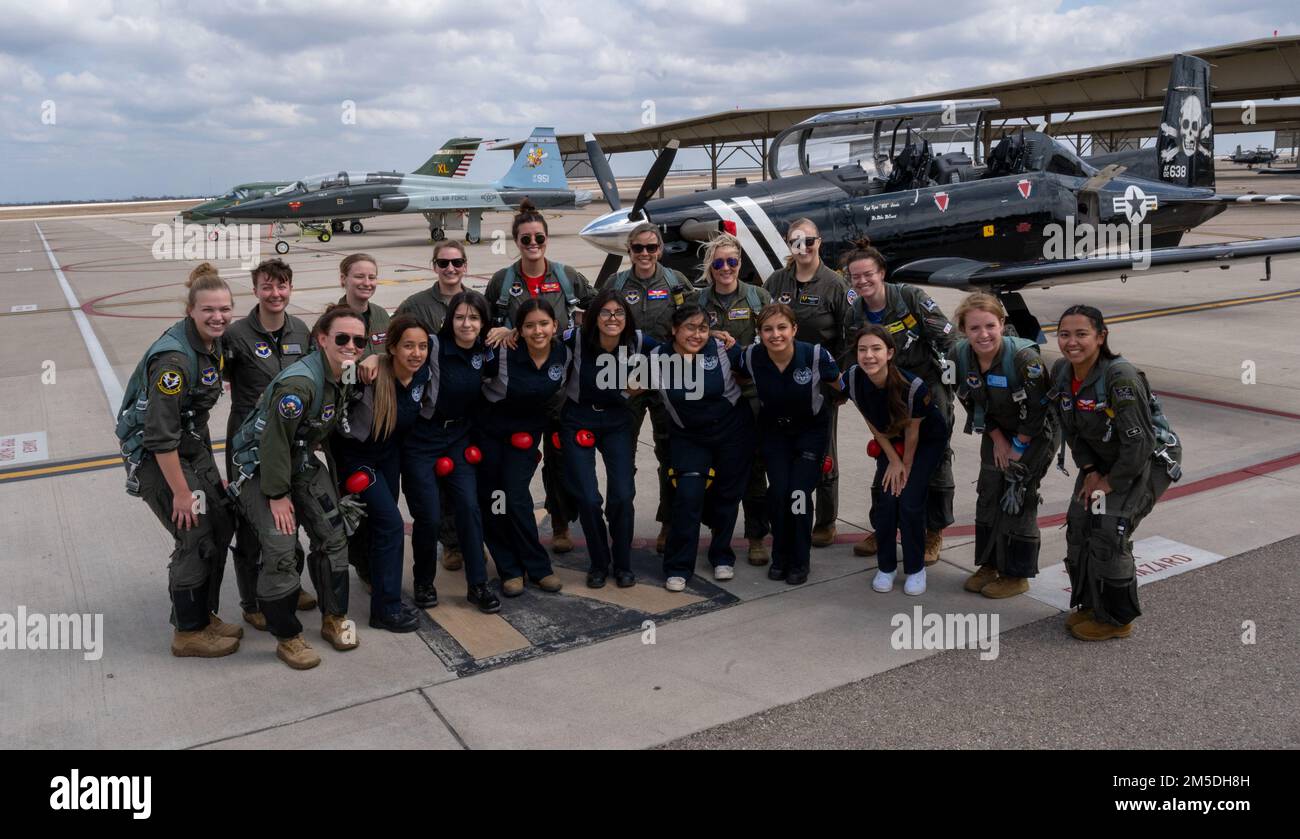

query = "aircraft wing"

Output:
[[891, 236, 1300, 291], [1160, 192, 1300, 205]]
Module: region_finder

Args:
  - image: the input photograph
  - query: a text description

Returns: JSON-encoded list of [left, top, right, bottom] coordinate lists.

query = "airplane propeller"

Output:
[[585, 137, 680, 286]]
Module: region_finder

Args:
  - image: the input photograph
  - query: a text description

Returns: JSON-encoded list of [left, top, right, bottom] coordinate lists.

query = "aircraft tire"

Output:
[[275, 241, 289, 255], [319, 231, 332, 243], [331, 220, 344, 233], [466, 233, 480, 244], [350, 220, 364, 234], [430, 227, 445, 240]]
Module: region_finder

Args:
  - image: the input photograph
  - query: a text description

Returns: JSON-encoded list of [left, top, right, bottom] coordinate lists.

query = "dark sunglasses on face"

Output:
[[630, 243, 660, 254], [518, 234, 546, 246], [334, 333, 368, 349], [788, 235, 819, 247], [712, 256, 740, 270], [435, 258, 466, 268]]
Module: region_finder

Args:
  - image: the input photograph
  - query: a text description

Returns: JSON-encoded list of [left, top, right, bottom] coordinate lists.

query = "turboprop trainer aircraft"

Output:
[[580, 55, 1300, 340], [215, 128, 591, 252]]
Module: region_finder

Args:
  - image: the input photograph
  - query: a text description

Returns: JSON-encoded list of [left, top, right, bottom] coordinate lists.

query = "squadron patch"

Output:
[[509, 281, 525, 297], [966, 372, 983, 389], [624, 291, 641, 305], [411, 384, 425, 403], [1075, 398, 1096, 412], [777, 292, 793, 304], [922, 297, 938, 312], [277, 394, 304, 419], [1025, 363, 1043, 379], [1060, 395, 1073, 411], [200, 366, 219, 386], [471, 353, 483, 370], [793, 367, 813, 385], [847, 288, 858, 305], [156, 370, 183, 395], [321, 404, 335, 422], [254, 341, 272, 359], [708, 310, 719, 326], [548, 363, 564, 381], [1114, 385, 1137, 404], [701, 354, 718, 371]]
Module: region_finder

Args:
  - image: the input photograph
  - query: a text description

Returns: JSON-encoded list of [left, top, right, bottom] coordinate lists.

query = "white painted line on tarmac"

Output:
[[15, 267, 33, 272], [1027, 536, 1227, 611], [10, 304, 37, 312], [35, 223, 124, 418], [0, 431, 48, 465]]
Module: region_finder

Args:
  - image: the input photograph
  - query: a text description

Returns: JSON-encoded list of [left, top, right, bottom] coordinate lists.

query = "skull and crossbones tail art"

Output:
[[1160, 94, 1213, 162]]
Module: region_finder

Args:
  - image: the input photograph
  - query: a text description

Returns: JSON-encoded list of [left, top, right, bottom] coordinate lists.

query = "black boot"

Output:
[[467, 583, 500, 614]]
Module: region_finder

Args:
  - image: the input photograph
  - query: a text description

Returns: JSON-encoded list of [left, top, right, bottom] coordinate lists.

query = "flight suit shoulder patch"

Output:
[[1112, 381, 1140, 406], [155, 369, 183, 396]]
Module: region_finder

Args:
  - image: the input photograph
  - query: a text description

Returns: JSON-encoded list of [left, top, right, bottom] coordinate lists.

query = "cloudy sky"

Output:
[[1, 0, 1296, 203]]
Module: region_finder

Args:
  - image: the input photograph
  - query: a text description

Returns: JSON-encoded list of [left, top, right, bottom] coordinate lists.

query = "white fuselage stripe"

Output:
[[732, 195, 792, 263], [704, 199, 777, 277]]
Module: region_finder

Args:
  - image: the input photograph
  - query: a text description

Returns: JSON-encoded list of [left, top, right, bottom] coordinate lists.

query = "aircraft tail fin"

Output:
[[1156, 54, 1214, 189], [413, 137, 481, 178], [498, 127, 567, 190]]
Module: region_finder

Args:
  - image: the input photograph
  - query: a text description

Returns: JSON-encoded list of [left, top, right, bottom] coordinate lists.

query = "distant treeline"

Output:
[[0, 195, 203, 208]]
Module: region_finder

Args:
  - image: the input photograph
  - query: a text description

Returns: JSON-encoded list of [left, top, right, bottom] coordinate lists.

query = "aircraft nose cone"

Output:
[[580, 209, 637, 255]]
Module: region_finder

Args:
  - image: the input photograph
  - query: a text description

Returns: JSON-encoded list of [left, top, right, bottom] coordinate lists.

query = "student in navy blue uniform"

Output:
[[653, 305, 753, 591], [730, 303, 840, 585], [477, 298, 569, 597], [403, 291, 499, 614], [841, 324, 949, 596], [333, 316, 431, 633], [561, 287, 658, 589]]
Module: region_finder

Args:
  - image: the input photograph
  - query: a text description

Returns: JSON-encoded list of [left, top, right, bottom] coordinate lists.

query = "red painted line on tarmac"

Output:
[[1158, 390, 1300, 422]]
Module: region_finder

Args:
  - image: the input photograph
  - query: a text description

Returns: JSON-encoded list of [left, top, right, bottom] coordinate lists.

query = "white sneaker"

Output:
[[665, 576, 687, 592], [904, 568, 927, 596], [872, 570, 896, 593], [713, 565, 735, 581]]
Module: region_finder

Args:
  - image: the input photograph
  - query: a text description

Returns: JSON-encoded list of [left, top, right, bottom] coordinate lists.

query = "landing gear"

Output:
[[430, 227, 445, 241], [997, 291, 1043, 343], [331, 220, 345, 233], [275, 240, 290, 255], [465, 232, 481, 245], [350, 220, 364, 234]]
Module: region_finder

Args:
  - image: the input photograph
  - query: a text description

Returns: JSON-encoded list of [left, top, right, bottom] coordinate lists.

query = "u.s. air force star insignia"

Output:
[[156, 371, 183, 395]]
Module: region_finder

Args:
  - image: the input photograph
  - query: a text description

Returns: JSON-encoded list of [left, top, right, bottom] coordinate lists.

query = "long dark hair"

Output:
[[439, 290, 491, 346], [313, 303, 365, 340], [515, 296, 557, 328], [853, 324, 911, 436], [373, 315, 428, 440], [1057, 304, 1117, 359], [841, 245, 887, 276], [580, 287, 639, 354]]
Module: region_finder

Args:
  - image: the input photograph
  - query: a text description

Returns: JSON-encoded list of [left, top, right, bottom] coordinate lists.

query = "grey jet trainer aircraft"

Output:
[[215, 128, 591, 252]]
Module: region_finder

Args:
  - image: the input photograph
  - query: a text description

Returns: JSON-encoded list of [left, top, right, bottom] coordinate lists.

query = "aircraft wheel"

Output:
[[319, 231, 332, 243], [466, 233, 480, 245], [331, 220, 344, 233], [275, 240, 290, 255], [350, 220, 364, 234]]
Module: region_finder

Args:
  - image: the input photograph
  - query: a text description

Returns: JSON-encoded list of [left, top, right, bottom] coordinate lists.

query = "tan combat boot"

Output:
[[243, 611, 269, 631], [276, 634, 321, 670], [171, 627, 239, 658], [441, 547, 464, 571], [321, 615, 360, 651], [1070, 618, 1133, 641], [981, 575, 1029, 599], [811, 525, 836, 547], [501, 577, 525, 597], [853, 532, 878, 557], [1065, 608, 1094, 629], [923, 531, 944, 566], [963, 565, 998, 593], [533, 574, 563, 593], [747, 538, 770, 565], [551, 524, 573, 553], [207, 613, 244, 639], [296, 589, 317, 611]]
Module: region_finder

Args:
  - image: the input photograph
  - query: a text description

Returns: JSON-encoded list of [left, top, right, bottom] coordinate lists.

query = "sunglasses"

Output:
[[712, 257, 740, 270], [435, 258, 466, 268], [597, 309, 627, 321], [334, 333, 368, 349], [518, 234, 546, 246], [630, 243, 660, 254], [788, 235, 819, 247]]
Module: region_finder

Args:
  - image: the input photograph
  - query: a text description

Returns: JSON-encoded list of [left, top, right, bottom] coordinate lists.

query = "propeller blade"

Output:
[[596, 253, 624, 288], [584, 133, 621, 212], [629, 139, 680, 220]]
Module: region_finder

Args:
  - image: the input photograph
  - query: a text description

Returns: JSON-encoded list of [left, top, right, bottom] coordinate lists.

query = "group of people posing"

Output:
[[117, 200, 1184, 670]]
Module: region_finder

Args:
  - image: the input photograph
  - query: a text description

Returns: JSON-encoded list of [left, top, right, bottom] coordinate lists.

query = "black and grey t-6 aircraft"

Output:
[[1226, 145, 1279, 166], [581, 55, 1300, 339], [216, 128, 591, 252]]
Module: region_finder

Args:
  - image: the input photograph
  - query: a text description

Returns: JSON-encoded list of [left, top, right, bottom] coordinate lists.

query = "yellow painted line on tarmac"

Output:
[[1041, 287, 1300, 333]]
